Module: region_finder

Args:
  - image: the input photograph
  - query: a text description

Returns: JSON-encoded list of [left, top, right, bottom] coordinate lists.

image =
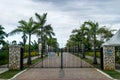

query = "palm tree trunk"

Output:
[[27, 34, 31, 65], [23, 38, 26, 56]]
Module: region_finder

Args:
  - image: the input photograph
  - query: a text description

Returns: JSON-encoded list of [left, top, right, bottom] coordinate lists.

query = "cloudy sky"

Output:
[[0, 0, 120, 47]]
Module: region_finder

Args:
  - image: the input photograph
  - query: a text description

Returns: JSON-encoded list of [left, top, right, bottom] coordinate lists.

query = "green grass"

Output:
[[32, 57, 42, 64], [86, 51, 100, 58], [74, 53, 120, 79], [0, 56, 44, 79], [83, 58, 120, 79], [74, 53, 100, 68], [82, 57, 100, 68], [103, 70, 120, 79], [23, 57, 43, 68], [82, 57, 120, 79], [0, 70, 21, 79]]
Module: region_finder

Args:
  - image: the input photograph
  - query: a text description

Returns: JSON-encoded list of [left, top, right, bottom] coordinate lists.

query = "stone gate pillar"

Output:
[[9, 45, 22, 70], [103, 46, 115, 70]]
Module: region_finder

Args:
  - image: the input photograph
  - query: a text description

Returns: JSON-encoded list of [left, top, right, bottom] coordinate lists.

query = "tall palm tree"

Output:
[[84, 21, 99, 64], [80, 24, 89, 58], [72, 29, 82, 55], [72, 23, 89, 58], [9, 17, 40, 65], [47, 38, 59, 49], [97, 26, 116, 45], [35, 13, 55, 55]]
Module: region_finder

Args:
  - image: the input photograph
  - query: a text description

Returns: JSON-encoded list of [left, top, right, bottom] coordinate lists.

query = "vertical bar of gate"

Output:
[[61, 49, 63, 69], [100, 47, 103, 70], [80, 46, 82, 68], [41, 47, 44, 68], [20, 48, 23, 70]]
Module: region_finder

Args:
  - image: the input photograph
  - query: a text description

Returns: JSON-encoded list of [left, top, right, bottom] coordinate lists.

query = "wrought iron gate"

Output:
[[31, 48, 93, 68]]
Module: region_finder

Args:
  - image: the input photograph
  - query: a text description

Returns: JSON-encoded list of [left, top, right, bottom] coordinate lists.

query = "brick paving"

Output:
[[13, 53, 112, 80]]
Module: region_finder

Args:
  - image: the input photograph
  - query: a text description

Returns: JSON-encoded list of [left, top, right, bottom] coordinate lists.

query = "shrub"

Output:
[[24, 51, 39, 58], [0, 50, 9, 65], [115, 52, 120, 64]]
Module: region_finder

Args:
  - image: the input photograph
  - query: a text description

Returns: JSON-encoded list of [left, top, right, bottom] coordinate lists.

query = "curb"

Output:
[[116, 70, 120, 73], [0, 68, 8, 74], [10, 69, 27, 80], [95, 68, 117, 80]]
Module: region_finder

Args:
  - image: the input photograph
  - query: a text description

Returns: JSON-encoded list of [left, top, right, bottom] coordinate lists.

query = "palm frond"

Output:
[[8, 28, 23, 36]]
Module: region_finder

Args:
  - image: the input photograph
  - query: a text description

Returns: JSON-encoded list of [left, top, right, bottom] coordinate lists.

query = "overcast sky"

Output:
[[0, 0, 120, 47]]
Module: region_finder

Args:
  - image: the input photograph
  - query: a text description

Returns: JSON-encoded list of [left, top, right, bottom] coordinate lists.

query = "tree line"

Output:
[[66, 21, 116, 64], [0, 13, 59, 65], [0, 13, 118, 65]]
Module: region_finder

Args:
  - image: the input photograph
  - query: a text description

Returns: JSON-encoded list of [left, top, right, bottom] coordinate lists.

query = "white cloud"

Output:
[[0, 0, 120, 47]]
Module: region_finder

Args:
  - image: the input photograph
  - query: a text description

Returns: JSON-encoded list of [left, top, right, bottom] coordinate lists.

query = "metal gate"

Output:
[[31, 48, 93, 68]]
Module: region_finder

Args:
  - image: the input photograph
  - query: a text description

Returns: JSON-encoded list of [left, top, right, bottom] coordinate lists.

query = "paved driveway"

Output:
[[13, 53, 112, 80], [33, 52, 93, 68], [13, 68, 112, 80]]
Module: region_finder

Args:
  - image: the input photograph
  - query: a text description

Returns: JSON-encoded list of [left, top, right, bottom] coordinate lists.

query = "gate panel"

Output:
[[31, 50, 93, 68]]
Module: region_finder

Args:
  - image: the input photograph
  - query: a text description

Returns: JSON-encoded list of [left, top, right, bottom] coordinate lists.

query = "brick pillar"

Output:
[[9, 45, 21, 70], [103, 46, 115, 70]]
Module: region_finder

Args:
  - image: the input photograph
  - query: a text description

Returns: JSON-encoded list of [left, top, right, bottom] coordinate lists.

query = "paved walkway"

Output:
[[13, 53, 112, 80], [0, 56, 38, 74]]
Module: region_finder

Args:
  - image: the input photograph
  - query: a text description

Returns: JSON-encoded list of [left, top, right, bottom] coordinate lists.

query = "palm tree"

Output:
[[97, 26, 116, 46], [84, 21, 99, 64], [47, 38, 59, 49], [9, 17, 40, 65], [72, 23, 89, 58], [0, 25, 7, 46], [71, 30, 82, 54], [102, 27, 116, 41], [80, 24, 89, 58], [35, 13, 55, 55]]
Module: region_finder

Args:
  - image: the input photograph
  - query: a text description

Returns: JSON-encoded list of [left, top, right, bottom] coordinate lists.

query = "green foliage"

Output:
[[47, 38, 59, 48], [1, 41, 9, 50], [24, 51, 39, 58], [115, 52, 120, 64], [86, 51, 100, 58], [103, 70, 120, 79], [66, 21, 115, 49], [11, 40, 17, 45], [0, 50, 8, 65], [0, 70, 21, 79], [31, 40, 38, 50], [31, 57, 42, 64], [0, 25, 7, 46]]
